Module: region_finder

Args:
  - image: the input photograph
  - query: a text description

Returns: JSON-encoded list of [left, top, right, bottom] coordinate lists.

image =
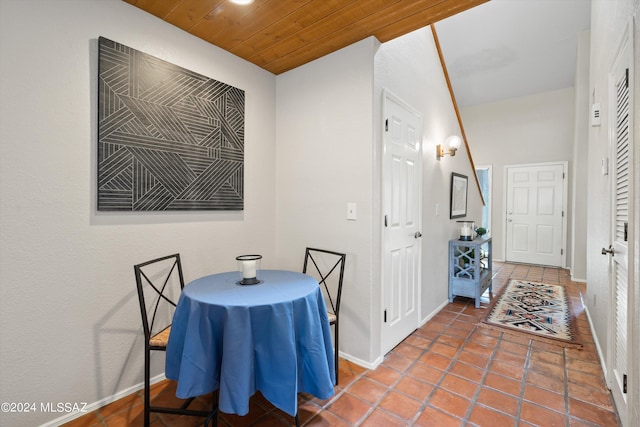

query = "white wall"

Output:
[[570, 30, 591, 282], [460, 88, 576, 263], [275, 38, 378, 364], [586, 0, 640, 425], [0, 1, 276, 425], [374, 27, 484, 331]]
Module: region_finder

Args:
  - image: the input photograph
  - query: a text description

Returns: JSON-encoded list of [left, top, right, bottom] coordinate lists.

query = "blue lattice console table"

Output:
[[448, 237, 492, 308]]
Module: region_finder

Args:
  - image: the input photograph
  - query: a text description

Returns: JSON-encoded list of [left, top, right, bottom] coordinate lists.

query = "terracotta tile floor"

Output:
[[64, 262, 621, 426]]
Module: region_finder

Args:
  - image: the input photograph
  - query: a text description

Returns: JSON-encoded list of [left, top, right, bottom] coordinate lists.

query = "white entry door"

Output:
[[381, 90, 422, 355], [606, 28, 633, 427], [505, 163, 566, 267]]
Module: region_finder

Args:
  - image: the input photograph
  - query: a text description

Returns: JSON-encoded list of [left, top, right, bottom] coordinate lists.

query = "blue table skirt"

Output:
[[165, 270, 336, 416]]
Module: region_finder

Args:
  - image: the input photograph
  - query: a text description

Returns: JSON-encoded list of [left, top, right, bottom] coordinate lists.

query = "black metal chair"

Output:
[[134, 253, 216, 426], [302, 247, 346, 385]]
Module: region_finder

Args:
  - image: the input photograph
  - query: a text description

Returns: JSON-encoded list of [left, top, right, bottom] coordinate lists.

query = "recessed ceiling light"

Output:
[[229, 0, 254, 5]]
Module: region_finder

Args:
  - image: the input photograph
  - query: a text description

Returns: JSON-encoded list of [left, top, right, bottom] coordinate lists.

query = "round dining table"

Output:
[[165, 269, 336, 417]]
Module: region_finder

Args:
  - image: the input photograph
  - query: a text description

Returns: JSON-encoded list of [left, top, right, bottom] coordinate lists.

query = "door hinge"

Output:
[[385, 119, 389, 132], [625, 68, 629, 88], [384, 309, 387, 323], [561, 249, 564, 255], [562, 210, 565, 217], [624, 222, 628, 242], [623, 374, 627, 393], [563, 172, 565, 179], [384, 215, 388, 227]]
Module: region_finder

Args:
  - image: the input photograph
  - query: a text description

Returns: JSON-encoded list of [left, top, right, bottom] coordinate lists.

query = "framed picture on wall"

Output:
[[450, 172, 468, 219], [97, 37, 245, 212]]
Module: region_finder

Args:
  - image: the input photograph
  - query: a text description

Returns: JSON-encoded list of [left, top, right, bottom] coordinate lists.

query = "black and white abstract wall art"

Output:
[[97, 37, 245, 211]]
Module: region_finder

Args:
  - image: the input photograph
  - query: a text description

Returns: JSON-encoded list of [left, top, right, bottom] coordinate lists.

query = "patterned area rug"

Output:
[[480, 280, 582, 348]]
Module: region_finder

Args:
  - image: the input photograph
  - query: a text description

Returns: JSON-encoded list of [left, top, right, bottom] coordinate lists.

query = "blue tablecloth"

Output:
[[165, 269, 336, 417]]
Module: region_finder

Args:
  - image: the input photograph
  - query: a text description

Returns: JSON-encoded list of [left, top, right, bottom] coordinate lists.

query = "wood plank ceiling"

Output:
[[124, 0, 488, 75]]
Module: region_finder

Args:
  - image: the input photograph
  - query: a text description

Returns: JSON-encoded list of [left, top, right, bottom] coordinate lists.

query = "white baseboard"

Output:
[[337, 299, 449, 372], [568, 266, 587, 283], [38, 373, 167, 427], [338, 351, 383, 371], [582, 294, 608, 380], [570, 273, 587, 283], [421, 299, 450, 326]]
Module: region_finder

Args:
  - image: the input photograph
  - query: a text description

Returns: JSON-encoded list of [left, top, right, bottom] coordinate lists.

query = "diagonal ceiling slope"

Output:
[[124, 0, 488, 75]]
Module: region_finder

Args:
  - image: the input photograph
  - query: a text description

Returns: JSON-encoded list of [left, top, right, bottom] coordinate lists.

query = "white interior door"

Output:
[[606, 30, 633, 426], [505, 163, 566, 267], [382, 90, 422, 355]]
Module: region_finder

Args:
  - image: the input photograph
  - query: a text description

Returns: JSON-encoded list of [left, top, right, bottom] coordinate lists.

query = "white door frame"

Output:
[[502, 161, 568, 268], [475, 165, 493, 236]]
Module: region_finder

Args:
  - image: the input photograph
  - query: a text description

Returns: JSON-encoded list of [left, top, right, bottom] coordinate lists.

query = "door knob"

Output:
[[601, 245, 615, 256], [414, 231, 422, 239]]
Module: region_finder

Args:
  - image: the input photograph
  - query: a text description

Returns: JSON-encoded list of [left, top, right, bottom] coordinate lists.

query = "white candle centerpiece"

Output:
[[236, 254, 262, 285], [457, 220, 475, 241]]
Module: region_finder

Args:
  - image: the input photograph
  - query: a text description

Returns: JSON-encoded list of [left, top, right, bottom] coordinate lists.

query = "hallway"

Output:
[[64, 262, 620, 426]]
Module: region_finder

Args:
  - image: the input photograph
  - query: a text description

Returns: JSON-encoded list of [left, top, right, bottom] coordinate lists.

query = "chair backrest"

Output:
[[302, 248, 346, 316], [134, 254, 185, 344]]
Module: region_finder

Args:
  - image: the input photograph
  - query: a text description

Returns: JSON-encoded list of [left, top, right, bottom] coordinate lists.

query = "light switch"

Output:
[[347, 203, 357, 221]]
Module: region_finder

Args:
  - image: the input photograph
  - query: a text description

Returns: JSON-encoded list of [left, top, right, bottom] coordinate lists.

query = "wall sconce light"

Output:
[[436, 135, 462, 160]]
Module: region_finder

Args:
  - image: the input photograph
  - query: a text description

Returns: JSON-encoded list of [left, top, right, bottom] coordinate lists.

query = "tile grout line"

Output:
[[514, 337, 535, 426], [314, 367, 369, 426], [461, 328, 505, 425], [364, 316, 468, 427], [563, 347, 571, 427], [446, 261, 521, 424], [332, 304, 471, 427], [350, 372, 393, 427], [327, 312, 469, 427], [409, 301, 488, 425], [381, 312, 461, 426], [438, 303, 482, 423], [408, 303, 469, 425], [511, 264, 534, 427], [516, 266, 555, 425]]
